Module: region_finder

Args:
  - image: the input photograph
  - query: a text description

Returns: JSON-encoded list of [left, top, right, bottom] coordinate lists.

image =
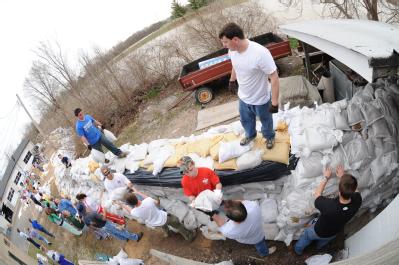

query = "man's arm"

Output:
[[80, 136, 90, 147], [215, 183, 222, 190], [314, 167, 333, 198], [269, 71, 279, 107], [230, 67, 237, 81]]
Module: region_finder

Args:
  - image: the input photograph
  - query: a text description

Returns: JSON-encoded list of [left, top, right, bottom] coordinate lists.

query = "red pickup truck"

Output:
[[178, 32, 292, 104]]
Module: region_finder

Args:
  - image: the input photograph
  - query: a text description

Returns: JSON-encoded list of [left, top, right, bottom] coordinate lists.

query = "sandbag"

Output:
[[371, 118, 391, 138], [103, 129, 117, 142], [360, 101, 383, 126], [305, 254, 332, 265], [194, 190, 222, 212], [219, 140, 252, 163], [334, 109, 350, 131], [296, 153, 323, 179], [263, 223, 280, 240], [261, 198, 278, 223], [91, 149, 105, 163], [236, 150, 263, 170], [347, 101, 364, 126], [344, 137, 370, 170]]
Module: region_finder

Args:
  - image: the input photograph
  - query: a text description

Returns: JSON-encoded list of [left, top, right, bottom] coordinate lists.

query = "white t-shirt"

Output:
[[130, 197, 167, 227], [103, 173, 130, 193], [19, 231, 29, 239], [229, 40, 277, 105], [84, 196, 100, 212], [219, 200, 265, 244]]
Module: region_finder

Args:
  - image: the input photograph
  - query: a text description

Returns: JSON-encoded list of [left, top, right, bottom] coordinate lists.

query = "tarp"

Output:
[[126, 156, 298, 187]]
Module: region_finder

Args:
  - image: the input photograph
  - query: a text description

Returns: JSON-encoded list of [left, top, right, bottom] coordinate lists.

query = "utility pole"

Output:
[[16, 94, 46, 137]]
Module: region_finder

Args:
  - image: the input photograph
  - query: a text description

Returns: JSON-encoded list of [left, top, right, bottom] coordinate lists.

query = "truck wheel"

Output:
[[195, 87, 213, 104]]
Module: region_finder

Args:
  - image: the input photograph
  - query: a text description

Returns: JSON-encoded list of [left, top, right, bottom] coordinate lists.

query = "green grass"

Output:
[[146, 86, 161, 99], [289, 37, 299, 49]]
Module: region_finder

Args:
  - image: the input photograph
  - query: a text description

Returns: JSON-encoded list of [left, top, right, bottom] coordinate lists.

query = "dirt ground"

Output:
[[27, 55, 348, 264]]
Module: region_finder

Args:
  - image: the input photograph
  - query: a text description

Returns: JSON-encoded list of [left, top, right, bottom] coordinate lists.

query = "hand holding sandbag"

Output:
[[269, 104, 279, 113]]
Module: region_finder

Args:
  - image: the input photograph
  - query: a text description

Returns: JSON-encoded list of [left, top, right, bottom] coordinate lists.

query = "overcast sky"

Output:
[[0, 0, 188, 177]]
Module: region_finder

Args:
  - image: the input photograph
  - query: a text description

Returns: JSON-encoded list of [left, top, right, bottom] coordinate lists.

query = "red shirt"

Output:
[[181, 167, 220, 197]]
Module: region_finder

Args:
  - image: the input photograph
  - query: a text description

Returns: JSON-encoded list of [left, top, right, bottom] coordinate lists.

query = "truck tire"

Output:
[[195, 87, 213, 104]]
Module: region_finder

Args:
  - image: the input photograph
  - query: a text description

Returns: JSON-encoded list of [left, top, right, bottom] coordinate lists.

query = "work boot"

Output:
[[266, 138, 275, 149], [240, 135, 256, 146]]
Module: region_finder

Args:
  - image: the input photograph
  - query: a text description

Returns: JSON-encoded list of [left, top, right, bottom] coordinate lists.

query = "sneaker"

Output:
[[117, 152, 128, 158], [136, 232, 143, 242], [266, 138, 275, 149], [268, 246, 277, 255], [240, 136, 256, 146]]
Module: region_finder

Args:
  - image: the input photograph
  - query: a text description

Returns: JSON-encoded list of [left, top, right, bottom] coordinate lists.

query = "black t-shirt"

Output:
[[314, 192, 362, 238], [82, 212, 107, 228]]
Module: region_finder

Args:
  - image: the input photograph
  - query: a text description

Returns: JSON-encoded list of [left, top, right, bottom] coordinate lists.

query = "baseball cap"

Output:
[[179, 156, 194, 173]]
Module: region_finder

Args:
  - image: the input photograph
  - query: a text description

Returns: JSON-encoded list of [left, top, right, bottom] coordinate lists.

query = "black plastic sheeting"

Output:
[[126, 156, 298, 188]]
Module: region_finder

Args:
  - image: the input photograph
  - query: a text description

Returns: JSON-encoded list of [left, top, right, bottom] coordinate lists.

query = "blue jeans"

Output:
[[102, 221, 139, 241], [254, 237, 269, 257], [92, 133, 121, 156], [239, 99, 275, 140], [294, 224, 336, 255]]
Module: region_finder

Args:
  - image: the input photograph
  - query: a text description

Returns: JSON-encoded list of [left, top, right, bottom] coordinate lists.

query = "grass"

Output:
[[289, 37, 299, 49], [146, 86, 161, 99]]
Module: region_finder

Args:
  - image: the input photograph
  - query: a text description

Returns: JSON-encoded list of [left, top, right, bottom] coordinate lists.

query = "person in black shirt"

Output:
[[294, 165, 362, 255], [58, 154, 72, 168]]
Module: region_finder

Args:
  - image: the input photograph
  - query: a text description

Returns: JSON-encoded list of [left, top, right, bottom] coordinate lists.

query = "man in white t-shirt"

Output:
[[213, 200, 276, 257], [118, 192, 196, 242], [101, 166, 135, 193], [219, 23, 280, 149]]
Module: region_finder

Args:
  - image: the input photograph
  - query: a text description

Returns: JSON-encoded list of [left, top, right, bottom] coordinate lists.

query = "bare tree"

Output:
[[24, 61, 74, 126], [279, 0, 399, 23], [183, 1, 277, 55]]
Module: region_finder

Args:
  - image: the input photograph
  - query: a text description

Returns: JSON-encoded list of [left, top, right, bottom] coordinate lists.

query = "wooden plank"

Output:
[[195, 100, 239, 131]]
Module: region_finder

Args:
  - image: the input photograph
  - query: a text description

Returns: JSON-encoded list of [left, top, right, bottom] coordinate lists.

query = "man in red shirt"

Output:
[[179, 156, 222, 203]]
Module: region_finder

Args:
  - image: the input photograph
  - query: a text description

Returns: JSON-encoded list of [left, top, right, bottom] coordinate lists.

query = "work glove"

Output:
[[228, 80, 238, 93], [87, 144, 92, 151], [269, 104, 279, 113]]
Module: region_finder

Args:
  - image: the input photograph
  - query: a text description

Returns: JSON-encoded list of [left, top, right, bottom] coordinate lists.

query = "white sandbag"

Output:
[[331, 98, 347, 110], [236, 150, 263, 170], [94, 167, 105, 181], [125, 161, 139, 174], [261, 198, 278, 223], [183, 210, 197, 230], [103, 129, 117, 142], [334, 109, 350, 131], [360, 101, 383, 126], [230, 120, 244, 136], [329, 145, 348, 170], [347, 101, 364, 126], [207, 124, 231, 135], [117, 259, 144, 265], [274, 228, 294, 246], [263, 223, 280, 240], [160, 199, 189, 222], [90, 149, 105, 163], [218, 140, 252, 163], [370, 152, 398, 184], [148, 139, 169, 153], [110, 157, 127, 174], [296, 153, 323, 179], [152, 146, 174, 176], [305, 254, 332, 265], [344, 137, 370, 170], [357, 166, 373, 189], [200, 226, 226, 240], [191, 155, 214, 170], [194, 190, 222, 212], [304, 127, 341, 153], [128, 143, 148, 161], [371, 118, 391, 138], [119, 143, 130, 153]]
